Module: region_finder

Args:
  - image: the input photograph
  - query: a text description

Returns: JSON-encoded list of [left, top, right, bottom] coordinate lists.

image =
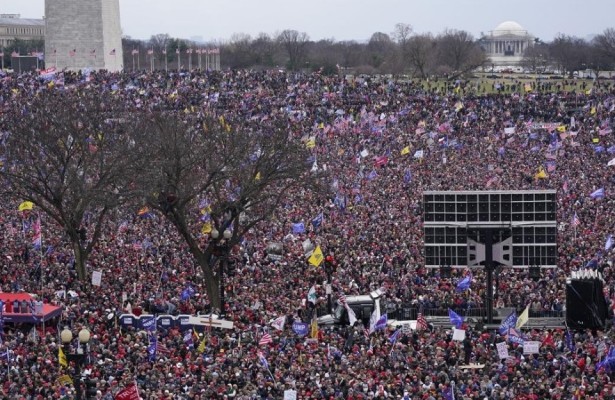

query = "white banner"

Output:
[[452, 328, 466, 341], [496, 342, 509, 359], [91, 270, 102, 286], [523, 341, 541, 354], [284, 389, 297, 400]]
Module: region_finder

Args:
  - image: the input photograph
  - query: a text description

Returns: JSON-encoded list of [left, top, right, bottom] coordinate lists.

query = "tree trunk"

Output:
[[72, 241, 87, 281]]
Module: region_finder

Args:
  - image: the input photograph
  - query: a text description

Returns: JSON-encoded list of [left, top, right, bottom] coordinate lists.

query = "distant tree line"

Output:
[[2, 24, 615, 78]]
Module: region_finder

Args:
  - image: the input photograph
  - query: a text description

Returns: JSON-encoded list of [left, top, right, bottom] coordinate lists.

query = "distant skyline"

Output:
[[4, 0, 613, 43]]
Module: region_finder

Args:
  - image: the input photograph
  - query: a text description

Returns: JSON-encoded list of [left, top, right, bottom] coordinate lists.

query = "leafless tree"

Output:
[[0, 90, 149, 280], [549, 34, 589, 75], [406, 33, 435, 78], [277, 29, 310, 70], [593, 28, 615, 61], [367, 32, 395, 69], [434, 29, 486, 78], [135, 114, 319, 311], [521, 43, 550, 73]]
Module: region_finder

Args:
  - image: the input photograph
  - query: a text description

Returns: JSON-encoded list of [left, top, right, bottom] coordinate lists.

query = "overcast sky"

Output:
[[5, 0, 614, 43]]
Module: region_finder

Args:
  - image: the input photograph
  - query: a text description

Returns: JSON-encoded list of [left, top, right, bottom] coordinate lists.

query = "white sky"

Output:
[[4, 0, 613, 43]]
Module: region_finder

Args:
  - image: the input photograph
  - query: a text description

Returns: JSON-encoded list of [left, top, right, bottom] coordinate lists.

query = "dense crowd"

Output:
[[0, 68, 615, 399]]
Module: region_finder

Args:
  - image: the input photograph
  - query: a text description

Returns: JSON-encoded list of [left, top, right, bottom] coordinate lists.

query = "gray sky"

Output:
[[5, 0, 613, 43]]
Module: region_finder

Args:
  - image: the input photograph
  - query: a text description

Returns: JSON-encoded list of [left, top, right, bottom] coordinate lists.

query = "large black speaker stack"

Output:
[[566, 272, 609, 330]]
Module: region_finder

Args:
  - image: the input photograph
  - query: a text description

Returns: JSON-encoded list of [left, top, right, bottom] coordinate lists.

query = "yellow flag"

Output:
[[556, 125, 566, 133], [58, 347, 68, 368], [590, 107, 596, 115], [255, 172, 261, 181], [201, 222, 212, 234], [18, 201, 34, 212], [57, 374, 73, 386], [515, 305, 529, 329], [310, 316, 319, 339], [400, 146, 411, 155], [305, 138, 316, 149], [308, 246, 324, 267], [197, 338, 207, 353], [524, 83, 532, 92], [592, 138, 600, 144], [586, 89, 592, 95], [534, 167, 548, 179]]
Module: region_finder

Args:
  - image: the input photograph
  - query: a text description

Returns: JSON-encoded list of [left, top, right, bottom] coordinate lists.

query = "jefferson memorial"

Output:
[[481, 21, 535, 66]]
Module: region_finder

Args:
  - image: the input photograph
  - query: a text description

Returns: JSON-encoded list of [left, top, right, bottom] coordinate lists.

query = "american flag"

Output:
[[416, 313, 429, 331], [131, 49, 139, 55], [258, 333, 273, 346], [156, 342, 171, 354], [69, 49, 76, 57], [32, 216, 42, 250], [571, 212, 580, 227], [147, 49, 154, 55], [109, 49, 116, 56], [132, 241, 143, 251]]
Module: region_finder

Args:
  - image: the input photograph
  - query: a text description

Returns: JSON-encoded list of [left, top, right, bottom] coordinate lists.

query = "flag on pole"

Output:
[[109, 49, 116, 55], [590, 188, 605, 199], [606, 234, 614, 251], [498, 310, 517, 335], [58, 347, 67, 367], [69, 49, 76, 57], [448, 309, 464, 328], [308, 245, 324, 267], [455, 274, 472, 292], [389, 329, 401, 344], [307, 285, 317, 304], [258, 351, 269, 369], [32, 215, 42, 250], [416, 312, 429, 331], [258, 333, 273, 346], [270, 316, 286, 331], [515, 305, 529, 329], [571, 212, 580, 227]]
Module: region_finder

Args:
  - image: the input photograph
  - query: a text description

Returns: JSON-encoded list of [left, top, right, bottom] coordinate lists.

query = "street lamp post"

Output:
[[211, 228, 232, 317], [61, 327, 91, 400], [324, 255, 336, 313]]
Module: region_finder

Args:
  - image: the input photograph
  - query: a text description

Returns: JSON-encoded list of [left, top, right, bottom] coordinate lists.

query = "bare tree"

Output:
[[367, 32, 395, 69], [406, 33, 435, 78], [0, 90, 149, 280], [549, 34, 588, 75], [593, 28, 615, 60], [149, 33, 171, 69], [521, 43, 550, 73], [434, 29, 486, 78], [135, 114, 318, 311], [277, 29, 310, 70], [251, 32, 278, 67], [392, 23, 413, 72]]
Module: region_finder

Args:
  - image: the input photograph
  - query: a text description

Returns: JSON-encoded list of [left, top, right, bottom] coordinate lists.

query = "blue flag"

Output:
[[606, 235, 613, 251], [389, 329, 401, 344], [259, 352, 269, 369], [498, 311, 517, 335], [142, 315, 156, 332], [590, 188, 605, 199], [147, 333, 157, 361], [311, 213, 323, 228], [292, 321, 309, 336], [455, 274, 472, 292], [448, 309, 464, 328], [565, 329, 575, 352], [181, 285, 196, 301], [507, 327, 525, 345], [374, 314, 388, 331], [292, 222, 305, 234], [403, 169, 412, 184]]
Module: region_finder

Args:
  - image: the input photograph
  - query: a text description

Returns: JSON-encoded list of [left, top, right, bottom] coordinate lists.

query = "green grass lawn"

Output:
[[418, 73, 606, 95]]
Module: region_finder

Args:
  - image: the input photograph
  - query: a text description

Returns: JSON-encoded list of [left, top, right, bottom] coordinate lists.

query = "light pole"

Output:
[[211, 228, 232, 317], [61, 327, 91, 400]]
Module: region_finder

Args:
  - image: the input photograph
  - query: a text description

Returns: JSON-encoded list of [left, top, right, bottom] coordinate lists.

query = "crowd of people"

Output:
[[0, 67, 615, 399]]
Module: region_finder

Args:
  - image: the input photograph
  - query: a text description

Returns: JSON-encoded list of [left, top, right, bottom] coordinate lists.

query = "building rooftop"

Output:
[[491, 21, 530, 37], [0, 17, 45, 27]]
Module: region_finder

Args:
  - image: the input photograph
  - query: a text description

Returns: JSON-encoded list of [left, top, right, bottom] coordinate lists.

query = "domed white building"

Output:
[[481, 21, 535, 67]]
